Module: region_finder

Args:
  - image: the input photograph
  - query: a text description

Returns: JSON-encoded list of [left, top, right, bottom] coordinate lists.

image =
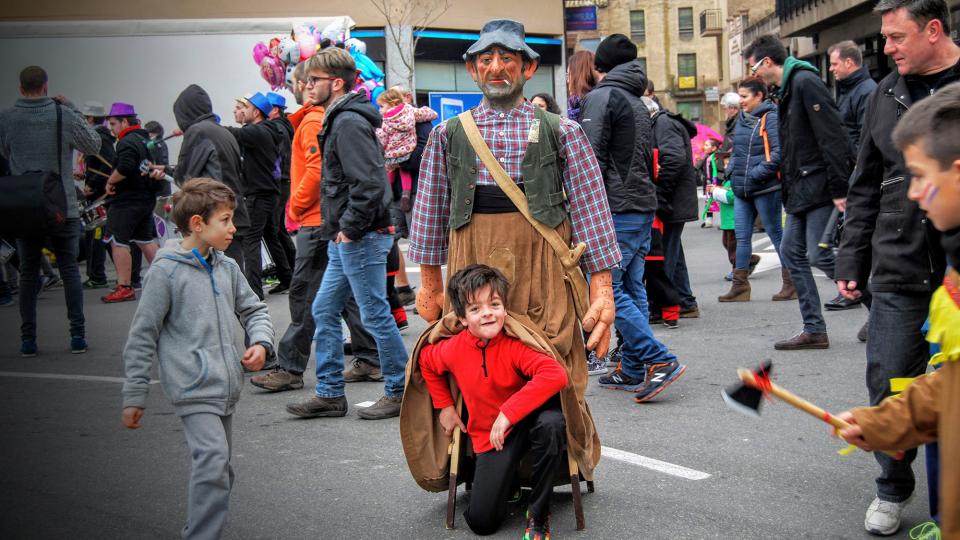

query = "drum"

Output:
[[80, 200, 108, 231]]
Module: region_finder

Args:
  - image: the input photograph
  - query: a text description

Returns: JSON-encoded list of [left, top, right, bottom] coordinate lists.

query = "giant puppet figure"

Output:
[[400, 19, 619, 494]]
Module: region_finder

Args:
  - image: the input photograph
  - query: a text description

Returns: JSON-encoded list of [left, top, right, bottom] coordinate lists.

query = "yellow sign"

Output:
[[678, 76, 697, 90]]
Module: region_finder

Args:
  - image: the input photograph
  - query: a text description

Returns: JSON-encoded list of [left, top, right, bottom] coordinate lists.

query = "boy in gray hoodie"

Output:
[[121, 178, 274, 539]]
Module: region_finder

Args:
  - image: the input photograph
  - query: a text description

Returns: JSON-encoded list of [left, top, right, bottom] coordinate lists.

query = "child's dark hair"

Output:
[[171, 178, 237, 234], [447, 264, 510, 318], [892, 80, 960, 170]]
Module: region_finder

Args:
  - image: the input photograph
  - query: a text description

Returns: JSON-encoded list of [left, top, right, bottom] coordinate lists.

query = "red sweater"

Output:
[[420, 330, 568, 454]]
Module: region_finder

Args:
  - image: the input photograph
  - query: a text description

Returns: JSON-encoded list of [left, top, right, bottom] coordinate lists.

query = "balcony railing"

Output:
[[700, 9, 723, 37]]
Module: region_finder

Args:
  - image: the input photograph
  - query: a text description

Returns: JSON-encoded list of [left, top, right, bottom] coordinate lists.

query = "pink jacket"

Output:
[[376, 104, 437, 160]]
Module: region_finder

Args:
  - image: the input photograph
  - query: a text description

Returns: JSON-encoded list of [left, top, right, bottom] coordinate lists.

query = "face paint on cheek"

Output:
[[925, 186, 939, 205]]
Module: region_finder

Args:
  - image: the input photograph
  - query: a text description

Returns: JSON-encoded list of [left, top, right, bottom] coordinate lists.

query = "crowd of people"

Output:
[[1, 0, 959, 538]]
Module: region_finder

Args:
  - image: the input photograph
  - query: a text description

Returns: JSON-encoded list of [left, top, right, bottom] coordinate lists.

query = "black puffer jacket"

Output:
[[317, 92, 392, 241], [835, 66, 877, 150], [777, 60, 855, 215], [836, 64, 960, 293], [173, 84, 249, 228], [579, 60, 658, 214], [650, 109, 699, 223]]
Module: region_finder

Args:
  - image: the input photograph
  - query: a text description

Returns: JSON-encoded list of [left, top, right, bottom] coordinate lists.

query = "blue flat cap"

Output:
[[464, 19, 540, 62]]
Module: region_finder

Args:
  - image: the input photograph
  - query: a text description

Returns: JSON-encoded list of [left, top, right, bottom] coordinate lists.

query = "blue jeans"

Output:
[[780, 205, 835, 334], [16, 218, 84, 340], [734, 191, 784, 270], [611, 213, 676, 379], [311, 232, 407, 398], [661, 222, 697, 310], [866, 291, 930, 502]]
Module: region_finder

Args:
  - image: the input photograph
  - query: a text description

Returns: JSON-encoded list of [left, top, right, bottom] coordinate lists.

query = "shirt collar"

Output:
[[475, 100, 534, 119]]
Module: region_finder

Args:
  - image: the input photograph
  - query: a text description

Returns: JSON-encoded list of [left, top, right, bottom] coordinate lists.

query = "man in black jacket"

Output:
[[227, 92, 288, 299], [746, 35, 854, 351], [580, 34, 685, 401], [649, 101, 700, 318], [265, 91, 296, 294], [834, 1, 959, 534], [79, 101, 115, 289], [172, 84, 249, 276], [285, 47, 407, 421]]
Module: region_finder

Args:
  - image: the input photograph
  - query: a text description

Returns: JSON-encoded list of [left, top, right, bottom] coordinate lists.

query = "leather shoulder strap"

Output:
[[456, 111, 584, 269]]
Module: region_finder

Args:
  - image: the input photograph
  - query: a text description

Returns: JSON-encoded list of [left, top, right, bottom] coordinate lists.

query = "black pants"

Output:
[[274, 181, 296, 283], [84, 229, 107, 283], [224, 228, 247, 276], [464, 398, 566, 535], [244, 193, 291, 299], [277, 226, 377, 374]]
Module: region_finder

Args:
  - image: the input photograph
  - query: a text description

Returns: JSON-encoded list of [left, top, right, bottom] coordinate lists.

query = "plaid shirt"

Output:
[[408, 101, 621, 273]]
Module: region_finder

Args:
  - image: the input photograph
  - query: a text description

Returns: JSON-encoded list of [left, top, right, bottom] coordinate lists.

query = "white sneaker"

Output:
[[864, 497, 908, 536]]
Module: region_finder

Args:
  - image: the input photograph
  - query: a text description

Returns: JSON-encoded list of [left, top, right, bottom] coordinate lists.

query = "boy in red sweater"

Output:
[[420, 264, 568, 540]]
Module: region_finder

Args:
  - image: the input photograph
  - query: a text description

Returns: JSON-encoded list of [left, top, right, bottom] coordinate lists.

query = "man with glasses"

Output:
[[284, 47, 408, 421], [744, 36, 854, 351], [834, 0, 960, 534]]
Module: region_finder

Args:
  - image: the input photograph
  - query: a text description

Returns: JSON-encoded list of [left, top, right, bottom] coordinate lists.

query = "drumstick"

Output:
[[92, 154, 113, 169], [86, 168, 111, 179]]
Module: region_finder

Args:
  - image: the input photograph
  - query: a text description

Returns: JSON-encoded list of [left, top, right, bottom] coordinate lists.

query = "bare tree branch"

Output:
[[369, 0, 452, 90]]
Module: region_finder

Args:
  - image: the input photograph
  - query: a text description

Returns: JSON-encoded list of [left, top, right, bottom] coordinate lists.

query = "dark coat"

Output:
[[397, 120, 432, 197], [777, 64, 855, 215], [112, 127, 154, 202], [726, 100, 781, 199], [173, 84, 249, 228], [317, 92, 392, 241], [835, 66, 877, 150], [650, 109, 698, 223], [226, 121, 282, 196], [83, 124, 115, 200], [835, 64, 960, 293], [579, 60, 658, 214], [268, 115, 294, 184]]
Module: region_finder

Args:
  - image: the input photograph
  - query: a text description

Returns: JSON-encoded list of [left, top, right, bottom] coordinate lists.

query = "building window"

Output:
[[677, 53, 697, 89], [676, 101, 703, 123], [678, 7, 694, 40], [637, 57, 647, 75], [630, 10, 646, 42]]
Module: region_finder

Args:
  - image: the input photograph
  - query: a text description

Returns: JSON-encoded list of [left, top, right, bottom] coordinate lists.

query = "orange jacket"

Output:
[[287, 103, 325, 227]]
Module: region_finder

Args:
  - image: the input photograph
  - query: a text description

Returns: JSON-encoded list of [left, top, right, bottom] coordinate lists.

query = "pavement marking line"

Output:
[[601, 446, 711, 480], [355, 401, 376, 408], [0, 371, 159, 384]]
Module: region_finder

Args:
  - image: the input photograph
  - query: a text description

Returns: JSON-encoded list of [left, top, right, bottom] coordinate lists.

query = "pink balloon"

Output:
[[253, 42, 269, 65], [298, 34, 318, 61], [260, 56, 285, 90]]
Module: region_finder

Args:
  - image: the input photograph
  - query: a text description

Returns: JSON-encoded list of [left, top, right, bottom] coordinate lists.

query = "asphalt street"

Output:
[[0, 224, 934, 539]]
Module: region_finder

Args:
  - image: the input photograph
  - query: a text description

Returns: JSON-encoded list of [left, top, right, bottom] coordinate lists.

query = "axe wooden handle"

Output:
[[737, 369, 903, 460]]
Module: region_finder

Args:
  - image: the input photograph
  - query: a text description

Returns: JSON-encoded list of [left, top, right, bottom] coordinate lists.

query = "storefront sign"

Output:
[[565, 6, 598, 31]]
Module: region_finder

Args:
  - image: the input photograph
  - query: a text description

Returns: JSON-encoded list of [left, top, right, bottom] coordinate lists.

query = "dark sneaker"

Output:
[[40, 275, 61, 290], [286, 395, 348, 418], [663, 319, 679, 329], [633, 361, 686, 403], [397, 286, 416, 306], [343, 359, 384, 382], [824, 294, 862, 311], [774, 332, 829, 350], [20, 339, 37, 357], [598, 368, 645, 392], [102, 285, 136, 303], [251, 368, 304, 392], [268, 282, 290, 295], [586, 351, 607, 376], [357, 395, 402, 420], [605, 343, 622, 367], [70, 336, 87, 354], [523, 511, 550, 540], [649, 312, 663, 324], [857, 318, 869, 343], [679, 305, 700, 319], [82, 279, 110, 289]]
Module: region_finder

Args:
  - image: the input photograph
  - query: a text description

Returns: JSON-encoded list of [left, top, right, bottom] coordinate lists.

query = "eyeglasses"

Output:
[[306, 75, 340, 87], [750, 57, 768, 75]]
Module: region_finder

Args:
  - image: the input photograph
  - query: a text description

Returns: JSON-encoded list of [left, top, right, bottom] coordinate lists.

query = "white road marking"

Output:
[[355, 401, 376, 408], [0, 371, 159, 384], [601, 446, 712, 480]]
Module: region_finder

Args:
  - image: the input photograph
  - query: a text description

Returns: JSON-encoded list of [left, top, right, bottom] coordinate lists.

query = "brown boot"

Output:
[[718, 269, 750, 302], [772, 268, 798, 301], [774, 332, 829, 350]]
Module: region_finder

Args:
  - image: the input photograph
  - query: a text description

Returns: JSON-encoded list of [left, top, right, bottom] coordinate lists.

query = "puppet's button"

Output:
[[465, 198, 471, 205], [469, 167, 477, 174]]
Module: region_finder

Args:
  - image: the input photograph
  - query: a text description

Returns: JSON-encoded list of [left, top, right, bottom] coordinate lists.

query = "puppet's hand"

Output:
[[834, 411, 872, 451], [416, 265, 444, 323], [583, 270, 615, 358]]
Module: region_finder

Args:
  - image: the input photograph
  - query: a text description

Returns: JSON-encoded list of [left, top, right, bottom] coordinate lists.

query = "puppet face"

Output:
[[466, 47, 537, 103], [457, 285, 506, 342], [905, 143, 960, 231]]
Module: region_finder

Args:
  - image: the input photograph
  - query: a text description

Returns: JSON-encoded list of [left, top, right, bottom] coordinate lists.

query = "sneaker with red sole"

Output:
[[101, 285, 136, 303]]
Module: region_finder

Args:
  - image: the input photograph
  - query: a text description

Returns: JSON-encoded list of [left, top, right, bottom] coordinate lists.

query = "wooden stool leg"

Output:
[[567, 453, 585, 530], [446, 426, 463, 530]]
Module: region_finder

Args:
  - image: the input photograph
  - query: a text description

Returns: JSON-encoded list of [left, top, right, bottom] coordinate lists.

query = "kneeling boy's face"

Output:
[[192, 205, 236, 252], [905, 144, 960, 232], [458, 285, 506, 342]]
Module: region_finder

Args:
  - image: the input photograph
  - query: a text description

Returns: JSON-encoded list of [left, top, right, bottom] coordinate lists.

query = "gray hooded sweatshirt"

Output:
[[122, 240, 274, 416]]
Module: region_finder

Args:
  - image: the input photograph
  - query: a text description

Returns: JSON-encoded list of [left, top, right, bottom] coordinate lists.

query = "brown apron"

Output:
[[399, 212, 601, 492]]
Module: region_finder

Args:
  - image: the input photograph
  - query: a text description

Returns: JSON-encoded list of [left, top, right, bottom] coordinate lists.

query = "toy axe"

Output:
[[722, 361, 903, 460]]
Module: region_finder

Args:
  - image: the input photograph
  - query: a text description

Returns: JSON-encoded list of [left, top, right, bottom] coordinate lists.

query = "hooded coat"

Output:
[[317, 92, 392, 241], [579, 60, 658, 214], [650, 109, 699, 223], [726, 100, 781, 199], [173, 85, 249, 228]]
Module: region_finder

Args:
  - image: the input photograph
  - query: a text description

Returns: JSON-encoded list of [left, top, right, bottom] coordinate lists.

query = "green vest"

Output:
[[444, 106, 567, 231]]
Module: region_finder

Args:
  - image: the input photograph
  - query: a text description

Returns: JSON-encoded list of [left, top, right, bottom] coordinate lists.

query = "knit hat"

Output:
[[594, 34, 637, 73], [108, 102, 136, 117]]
